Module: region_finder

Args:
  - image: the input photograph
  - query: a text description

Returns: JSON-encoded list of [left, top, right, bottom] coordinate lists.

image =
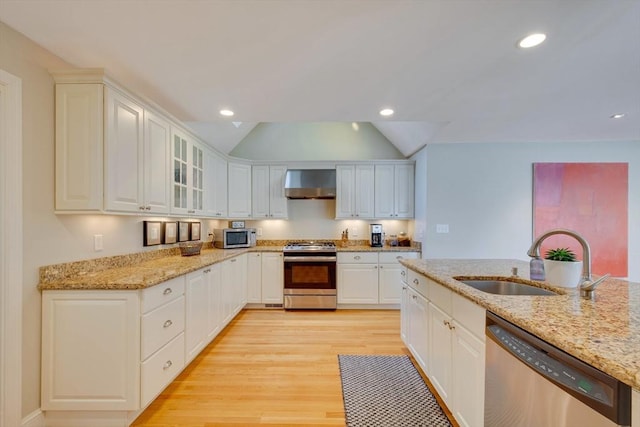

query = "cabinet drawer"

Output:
[[452, 292, 485, 340], [407, 270, 428, 298], [141, 332, 185, 407], [429, 279, 452, 314], [141, 295, 185, 360], [338, 252, 378, 264], [379, 251, 419, 263], [142, 276, 185, 313]]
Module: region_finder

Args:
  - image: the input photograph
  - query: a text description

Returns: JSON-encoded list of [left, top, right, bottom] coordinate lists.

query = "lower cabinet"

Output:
[[402, 269, 486, 427], [261, 252, 284, 304], [41, 255, 249, 426], [338, 251, 419, 305]]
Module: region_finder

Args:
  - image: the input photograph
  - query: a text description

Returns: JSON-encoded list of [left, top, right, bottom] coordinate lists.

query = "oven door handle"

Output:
[[283, 256, 337, 262]]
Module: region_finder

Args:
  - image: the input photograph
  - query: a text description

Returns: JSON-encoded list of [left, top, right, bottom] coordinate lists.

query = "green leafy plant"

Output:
[[544, 247, 577, 262]]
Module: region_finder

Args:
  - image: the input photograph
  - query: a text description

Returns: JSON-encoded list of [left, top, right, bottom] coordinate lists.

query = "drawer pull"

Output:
[[396, 256, 403, 260], [163, 360, 173, 370], [413, 279, 419, 285], [354, 255, 361, 260], [231, 259, 237, 263], [163, 288, 172, 295], [401, 271, 406, 276], [163, 319, 173, 328]]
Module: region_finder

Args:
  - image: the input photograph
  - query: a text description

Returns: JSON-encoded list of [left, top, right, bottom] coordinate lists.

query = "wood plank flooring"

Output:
[[132, 309, 456, 426]]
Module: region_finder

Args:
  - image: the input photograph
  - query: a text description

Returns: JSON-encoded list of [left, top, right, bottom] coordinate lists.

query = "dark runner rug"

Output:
[[338, 355, 452, 427]]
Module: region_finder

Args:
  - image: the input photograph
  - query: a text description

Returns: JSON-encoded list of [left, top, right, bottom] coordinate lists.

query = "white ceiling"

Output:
[[2, 0, 639, 156]]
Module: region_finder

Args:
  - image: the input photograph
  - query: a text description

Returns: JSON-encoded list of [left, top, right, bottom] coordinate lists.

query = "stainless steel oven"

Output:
[[283, 241, 337, 310]]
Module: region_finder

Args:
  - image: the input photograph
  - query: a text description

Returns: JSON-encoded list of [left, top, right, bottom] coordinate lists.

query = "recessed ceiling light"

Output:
[[379, 108, 394, 117], [517, 33, 547, 49], [610, 113, 626, 119], [219, 109, 234, 117]]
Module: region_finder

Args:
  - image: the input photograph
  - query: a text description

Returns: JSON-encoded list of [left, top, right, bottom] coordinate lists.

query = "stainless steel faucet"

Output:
[[527, 228, 609, 299]]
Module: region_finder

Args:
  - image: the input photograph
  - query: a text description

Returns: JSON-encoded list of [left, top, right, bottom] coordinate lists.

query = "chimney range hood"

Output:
[[284, 169, 336, 199]]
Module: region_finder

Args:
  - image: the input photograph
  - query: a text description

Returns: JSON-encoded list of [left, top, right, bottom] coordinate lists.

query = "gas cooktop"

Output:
[[283, 241, 337, 252]]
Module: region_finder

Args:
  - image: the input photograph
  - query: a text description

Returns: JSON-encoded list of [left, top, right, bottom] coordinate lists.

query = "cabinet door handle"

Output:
[[374, 265, 378, 269], [396, 256, 403, 260], [138, 206, 145, 211], [163, 360, 173, 370], [163, 287, 173, 295], [413, 279, 419, 285], [412, 295, 417, 300], [354, 256, 361, 260], [231, 259, 237, 263], [163, 319, 173, 328], [145, 206, 151, 210], [401, 271, 406, 276]]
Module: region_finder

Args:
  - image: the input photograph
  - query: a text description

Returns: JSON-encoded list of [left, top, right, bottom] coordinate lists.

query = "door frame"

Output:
[[0, 69, 23, 426]]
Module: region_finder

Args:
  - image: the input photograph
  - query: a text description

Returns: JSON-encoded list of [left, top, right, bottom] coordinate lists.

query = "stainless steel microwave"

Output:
[[213, 228, 256, 249]]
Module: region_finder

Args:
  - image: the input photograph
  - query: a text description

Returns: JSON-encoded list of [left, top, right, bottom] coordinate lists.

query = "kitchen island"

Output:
[[399, 258, 640, 390]]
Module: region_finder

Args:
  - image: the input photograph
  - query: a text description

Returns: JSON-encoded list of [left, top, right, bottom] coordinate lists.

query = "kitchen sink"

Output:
[[456, 279, 558, 296]]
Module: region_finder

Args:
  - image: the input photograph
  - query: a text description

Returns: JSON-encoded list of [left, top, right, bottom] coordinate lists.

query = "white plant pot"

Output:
[[543, 259, 583, 288]]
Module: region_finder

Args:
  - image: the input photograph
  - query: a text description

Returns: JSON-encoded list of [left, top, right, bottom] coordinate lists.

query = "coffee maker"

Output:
[[369, 224, 383, 247]]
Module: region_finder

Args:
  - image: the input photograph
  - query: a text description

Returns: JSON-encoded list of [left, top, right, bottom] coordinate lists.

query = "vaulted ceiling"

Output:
[[1, 0, 638, 156]]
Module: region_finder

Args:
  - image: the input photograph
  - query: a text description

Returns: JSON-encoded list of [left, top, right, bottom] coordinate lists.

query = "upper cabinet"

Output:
[[171, 127, 205, 216], [228, 162, 252, 218], [335, 165, 375, 219], [252, 165, 288, 219], [204, 148, 228, 218], [374, 163, 415, 219]]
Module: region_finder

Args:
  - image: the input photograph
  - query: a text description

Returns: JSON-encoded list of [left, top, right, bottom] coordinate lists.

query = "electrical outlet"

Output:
[[94, 234, 104, 251], [351, 227, 358, 237], [436, 224, 449, 234], [257, 228, 263, 236]]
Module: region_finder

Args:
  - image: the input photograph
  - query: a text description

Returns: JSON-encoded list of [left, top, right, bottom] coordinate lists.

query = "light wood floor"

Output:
[[132, 309, 456, 426]]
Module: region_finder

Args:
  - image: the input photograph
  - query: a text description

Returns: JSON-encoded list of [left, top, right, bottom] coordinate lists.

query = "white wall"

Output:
[[423, 141, 640, 281], [230, 122, 404, 160], [246, 199, 412, 241]]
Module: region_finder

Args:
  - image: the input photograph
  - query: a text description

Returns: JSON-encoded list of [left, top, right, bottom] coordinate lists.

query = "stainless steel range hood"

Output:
[[284, 169, 336, 199]]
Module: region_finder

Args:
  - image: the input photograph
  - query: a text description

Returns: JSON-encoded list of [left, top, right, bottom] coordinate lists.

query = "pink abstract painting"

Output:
[[533, 163, 628, 277]]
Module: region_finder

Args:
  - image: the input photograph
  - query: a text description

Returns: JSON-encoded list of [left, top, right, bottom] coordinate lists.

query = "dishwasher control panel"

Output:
[[488, 324, 612, 406]]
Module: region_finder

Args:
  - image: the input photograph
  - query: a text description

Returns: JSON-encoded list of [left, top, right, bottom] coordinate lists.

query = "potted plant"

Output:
[[543, 247, 583, 287]]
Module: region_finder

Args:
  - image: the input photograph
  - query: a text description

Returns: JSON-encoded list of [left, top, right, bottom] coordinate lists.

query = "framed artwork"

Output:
[[163, 222, 177, 244], [190, 222, 201, 241], [178, 221, 190, 242], [533, 162, 628, 276], [143, 221, 162, 246]]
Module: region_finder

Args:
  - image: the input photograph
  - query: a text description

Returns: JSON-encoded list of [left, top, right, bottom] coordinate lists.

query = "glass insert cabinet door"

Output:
[[192, 145, 203, 211], [173, 134, 188, 210]]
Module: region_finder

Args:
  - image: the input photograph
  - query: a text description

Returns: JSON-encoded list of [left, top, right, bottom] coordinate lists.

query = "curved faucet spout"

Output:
[[527, 228, 592, 283]]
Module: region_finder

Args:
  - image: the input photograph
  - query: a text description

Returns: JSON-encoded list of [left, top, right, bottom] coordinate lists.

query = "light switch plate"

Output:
[[94, 234, 104, 251], [436, 224, 449, 234]]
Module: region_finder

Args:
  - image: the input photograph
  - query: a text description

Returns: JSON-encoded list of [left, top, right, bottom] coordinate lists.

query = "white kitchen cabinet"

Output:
[[337, 252, 379, 304], [429, 301, 453, 404], [171, 127, 205, 216], [407, 286, 430, 374], [41, 291, 141, 411], [104, 88, 144, 213], [55, 80, 171, 214], [104, 93, 171, 214], [335, 164, 375, 219], [204, 148, 228, 218], [261, 252, 284, 304], [402, 269, 486, 427], [451, 315, 485, 427], [252, 165, 288, 219], [378, 252, 419, 304], [206, 262, 222, 341], [228, 162, 252, 218], [633, 389, 640, 427], [54, 83, 104, 211], [41, 275, 186, 413], [185, 268, 210, 363], [374, 163, 414, 218], [246, 252, 262, 303], [400, 269, 410, 344]]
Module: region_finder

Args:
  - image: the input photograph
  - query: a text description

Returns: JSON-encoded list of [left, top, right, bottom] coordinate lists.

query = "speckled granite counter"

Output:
[[38, 243, 420, 291], [399, 258, 640, 389]]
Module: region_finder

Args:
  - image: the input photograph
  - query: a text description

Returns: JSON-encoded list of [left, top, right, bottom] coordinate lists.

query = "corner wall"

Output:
[[423, 141, 640, 281]]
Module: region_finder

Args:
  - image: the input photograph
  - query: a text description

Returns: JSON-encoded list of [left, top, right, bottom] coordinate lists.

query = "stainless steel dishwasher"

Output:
[[485, 312, 631, 426]]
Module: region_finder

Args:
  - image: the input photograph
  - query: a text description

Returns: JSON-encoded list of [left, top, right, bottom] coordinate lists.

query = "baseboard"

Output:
[[22, 409, 45, 427]]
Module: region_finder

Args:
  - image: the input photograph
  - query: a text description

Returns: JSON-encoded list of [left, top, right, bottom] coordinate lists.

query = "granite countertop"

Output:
[[38, 243, 420, 291], [399, 258, 640, 390]]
